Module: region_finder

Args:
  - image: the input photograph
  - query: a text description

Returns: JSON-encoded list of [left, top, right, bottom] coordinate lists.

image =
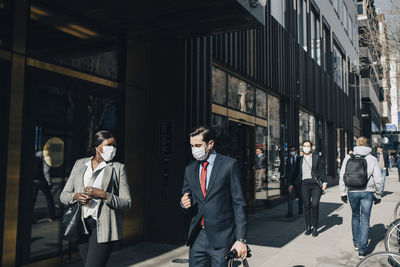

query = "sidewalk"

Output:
[[66, 171, 400, 267]]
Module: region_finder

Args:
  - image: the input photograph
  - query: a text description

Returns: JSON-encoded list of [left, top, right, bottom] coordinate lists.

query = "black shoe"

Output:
[[312, 227, 318, 237], [358, 252, 367, 259], [305, 226, 312, 236], [298, 210, 303, 215], [286, 213, 293, 218]]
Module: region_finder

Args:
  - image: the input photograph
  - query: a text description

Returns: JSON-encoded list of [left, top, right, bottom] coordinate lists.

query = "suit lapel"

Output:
[[78, 158, 90, 191], [101, 162, 114, 191], [205, 154, 222, 199]]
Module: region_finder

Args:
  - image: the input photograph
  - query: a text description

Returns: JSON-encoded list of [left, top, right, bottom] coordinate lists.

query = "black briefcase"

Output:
[[60, 203, 83, 242], [225, 246, 252, 267]]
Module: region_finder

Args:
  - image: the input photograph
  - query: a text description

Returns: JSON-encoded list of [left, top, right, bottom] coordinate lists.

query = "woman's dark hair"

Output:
[[302, 140, 313, 147], [89, 130, 115, 156]]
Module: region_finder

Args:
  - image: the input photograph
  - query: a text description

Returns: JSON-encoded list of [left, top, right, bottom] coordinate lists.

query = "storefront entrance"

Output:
[[225, 120, 256, 212]]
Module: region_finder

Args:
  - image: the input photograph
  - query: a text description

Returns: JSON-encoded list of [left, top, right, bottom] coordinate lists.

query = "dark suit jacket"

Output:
[[285, 155, 300, 188], [374, 152, 390, 169], [293, 153, 327, 186], [181, 153, 247, 248]]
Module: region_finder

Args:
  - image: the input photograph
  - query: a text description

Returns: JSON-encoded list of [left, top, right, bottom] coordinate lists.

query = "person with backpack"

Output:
[[339, 136, 383, 259]]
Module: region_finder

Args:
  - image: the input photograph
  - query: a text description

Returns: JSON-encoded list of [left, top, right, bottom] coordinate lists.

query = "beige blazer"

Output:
[[60, 157, 132, 243]]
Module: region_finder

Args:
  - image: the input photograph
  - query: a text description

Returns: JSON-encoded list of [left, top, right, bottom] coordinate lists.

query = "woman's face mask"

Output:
[[303, 147, 311, 155], [98, 145, 117, 162]]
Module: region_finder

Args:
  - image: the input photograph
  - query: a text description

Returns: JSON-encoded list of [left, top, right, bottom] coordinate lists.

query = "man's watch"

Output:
[[237, 238, 247, 244]]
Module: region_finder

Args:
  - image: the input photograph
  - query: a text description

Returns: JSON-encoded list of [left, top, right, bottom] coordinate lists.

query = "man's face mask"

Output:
[[192, 143, 211, 161]]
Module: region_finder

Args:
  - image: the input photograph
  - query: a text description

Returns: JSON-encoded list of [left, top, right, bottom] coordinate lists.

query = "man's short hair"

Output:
[[189, 126, 216, 143], [356, 136, 368, 146], [377, 145, 383, 149], [289, 145, 296, 150]]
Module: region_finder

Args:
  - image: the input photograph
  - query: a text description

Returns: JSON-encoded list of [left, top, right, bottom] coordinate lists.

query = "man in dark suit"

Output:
[[285, 145, 303, 217], [181, 126, 247, 267], [374, 145, 390, 192]]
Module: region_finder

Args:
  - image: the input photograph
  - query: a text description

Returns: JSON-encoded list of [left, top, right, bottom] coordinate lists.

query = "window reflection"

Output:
[[0, 0, 12, 49], [299, 110, 316, 150], [255, 126, 267, 200], [256, 89, 267, 118], [228, 75, 254, 114], [27, 68, 121, 262], [267, 96, 281, 198], [212, 67, 227, 105], [28, 2, 122, 80]]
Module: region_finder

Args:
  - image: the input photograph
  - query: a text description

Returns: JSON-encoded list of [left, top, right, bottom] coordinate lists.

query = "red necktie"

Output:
[[200, 161, 209, 226]]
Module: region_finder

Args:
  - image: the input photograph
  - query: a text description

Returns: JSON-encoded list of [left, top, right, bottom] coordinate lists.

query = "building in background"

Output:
[[357, 0, 388, 144], [0, 0, 361, 266]]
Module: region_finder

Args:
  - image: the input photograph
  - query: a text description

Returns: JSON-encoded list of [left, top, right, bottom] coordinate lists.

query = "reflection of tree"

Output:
[[87, 96, 114, 150]]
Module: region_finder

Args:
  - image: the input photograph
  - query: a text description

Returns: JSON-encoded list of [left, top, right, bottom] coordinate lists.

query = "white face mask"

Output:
[[191, 144, 210, 161], [289, 152, 296, 156], [98, 145, 116, 162], [303, 147, 311, 154]]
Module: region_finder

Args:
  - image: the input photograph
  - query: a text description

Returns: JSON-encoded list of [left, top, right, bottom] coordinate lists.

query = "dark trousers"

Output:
[[78, 217, 114, 267], [32, 179, 55, 219], [397, 167, 400, 181], [189, 229, 230, 267], [301, 179, 322, 227]]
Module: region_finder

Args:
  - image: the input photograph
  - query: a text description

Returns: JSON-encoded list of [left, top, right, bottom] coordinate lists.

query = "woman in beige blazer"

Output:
[[60, 130, 131, 267]]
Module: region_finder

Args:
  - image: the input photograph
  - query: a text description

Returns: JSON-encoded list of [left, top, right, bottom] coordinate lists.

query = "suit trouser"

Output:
[[78, 217, 114, 267], [189, 229, 230, 267], [301, 179, 322, 227]]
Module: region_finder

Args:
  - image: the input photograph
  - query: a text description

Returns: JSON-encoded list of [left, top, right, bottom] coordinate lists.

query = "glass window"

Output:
[[357, 2, 364, 15], [25, 67, 123, 263], [298, 0, 308, 51], [0, 0, 12, 49], [348, 16, 353, 40], [343, 5, 348, 31], [333, 45, 343, 88], [228, 75, 254, 114], [271, 0, 285, 27], [299, 110, 316, 150], [337, 129, 341, 175], [255, 126, 267, 199], [311, 10, 321, 65], [212, 67, 227, 105], [28, 2, 123, 81], [256, 88, 267, 118], [267, 95, 281, 198], [342, 57, 347, 93], [323, 26, 330, 72]]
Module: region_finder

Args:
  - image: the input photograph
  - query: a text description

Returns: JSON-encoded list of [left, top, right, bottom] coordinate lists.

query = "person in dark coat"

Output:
[[285, 145, 303, 217]]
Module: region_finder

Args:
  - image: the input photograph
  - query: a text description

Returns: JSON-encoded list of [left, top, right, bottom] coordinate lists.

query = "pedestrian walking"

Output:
[[32, 150, 55, 222], [396, 155, 400, 182], [60, 130, 132, 267], [181, 126, 247, 267], [285, 145, 303, 218], [339, 136, 383, 259], [255, 148, 267, 192], [294, 140, 327, 237], [374, 145, 389, 193], [389, 155, 394, 172]]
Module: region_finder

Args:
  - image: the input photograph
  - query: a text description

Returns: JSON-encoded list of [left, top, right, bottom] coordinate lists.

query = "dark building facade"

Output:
[[0, 0, 360, 266]]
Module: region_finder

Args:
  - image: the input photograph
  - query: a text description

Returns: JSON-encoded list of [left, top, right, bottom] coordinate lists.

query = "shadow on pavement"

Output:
[[318, 214, 343, 234], [383, 191, 394, 198], [248, 202, 342, 248], [367, 223, 386, 254]]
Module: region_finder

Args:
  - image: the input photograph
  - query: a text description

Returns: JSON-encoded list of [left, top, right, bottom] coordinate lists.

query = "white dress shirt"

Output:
[[82, 159, 107, 219]]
